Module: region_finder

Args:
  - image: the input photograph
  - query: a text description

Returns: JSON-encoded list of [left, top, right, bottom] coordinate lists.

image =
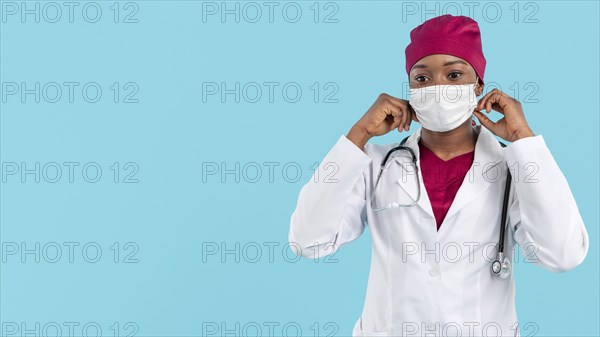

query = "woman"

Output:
[[288, 14, 589, 337]]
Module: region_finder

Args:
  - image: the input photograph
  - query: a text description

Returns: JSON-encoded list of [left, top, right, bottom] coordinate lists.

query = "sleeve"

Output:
[[506, 134, 589, 272], [288, 134, 373, 259]]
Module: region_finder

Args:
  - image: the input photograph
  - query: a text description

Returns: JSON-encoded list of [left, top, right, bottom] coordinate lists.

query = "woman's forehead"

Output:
[[411, 54, 473, 71]]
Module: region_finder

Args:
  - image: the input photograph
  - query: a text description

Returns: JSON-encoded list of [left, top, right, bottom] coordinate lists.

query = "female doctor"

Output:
[[288, 14, 589, 337]]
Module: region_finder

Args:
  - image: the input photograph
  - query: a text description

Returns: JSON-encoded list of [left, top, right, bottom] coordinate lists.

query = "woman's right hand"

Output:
[[347, 93, 418, 150]]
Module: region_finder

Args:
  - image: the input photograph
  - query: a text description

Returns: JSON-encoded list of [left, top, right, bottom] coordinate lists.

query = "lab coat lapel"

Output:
[[443, 126, 504, 221], [395, 125, 504, 222], [394, 127, 435, 219]]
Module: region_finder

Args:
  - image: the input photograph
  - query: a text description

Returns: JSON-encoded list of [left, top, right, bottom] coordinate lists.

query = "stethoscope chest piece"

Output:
[[491, 252, 511, 279]]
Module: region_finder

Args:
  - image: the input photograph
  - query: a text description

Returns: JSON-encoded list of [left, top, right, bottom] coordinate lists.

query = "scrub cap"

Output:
[[405, 14, 487, 85]]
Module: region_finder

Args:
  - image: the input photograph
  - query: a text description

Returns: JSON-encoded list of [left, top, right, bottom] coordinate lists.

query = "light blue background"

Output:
[[1, 1, 598, 336]]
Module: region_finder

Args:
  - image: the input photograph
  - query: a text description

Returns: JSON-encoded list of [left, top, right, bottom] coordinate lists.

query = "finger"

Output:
[[408, 104, 418, 123], [383, 105, 400, 118], [384, 96, 406, 115], [477, 90, 495, 110], [391, 113, 402, 131], [391, 104, 405, 132], [477, 88, 508, 111], [494, 92, 513, 112], [486, 91, 502, 113], [485, 94, 493, 112], [385, 95, 406, 106], [391, 107, 403, 121], [385, 99, 409, 132], [494, 89, 511, 99], [473, 110, 496, 133], [397, 110, 404, 132], [484, 91, 498, 113], [489, 92, 510, 114], [401, 106, 410, 131], [406, 105, 415, 130], [383, 104, 401, 120], [397, 110, 406, 132]]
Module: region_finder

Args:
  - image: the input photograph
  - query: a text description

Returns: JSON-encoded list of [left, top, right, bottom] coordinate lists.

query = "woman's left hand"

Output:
[[473, 88, 535, 142]]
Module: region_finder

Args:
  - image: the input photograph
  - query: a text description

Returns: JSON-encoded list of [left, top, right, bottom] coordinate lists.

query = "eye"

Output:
[[448, 72, 462, 80], [415, 75, 428, 82]]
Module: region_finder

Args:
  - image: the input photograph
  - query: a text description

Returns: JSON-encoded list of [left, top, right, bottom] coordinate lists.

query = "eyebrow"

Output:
[[411, 59, 469, 70]]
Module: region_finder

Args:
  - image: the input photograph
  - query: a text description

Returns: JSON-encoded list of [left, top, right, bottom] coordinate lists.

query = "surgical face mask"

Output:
[[409, 78, 479, 132]]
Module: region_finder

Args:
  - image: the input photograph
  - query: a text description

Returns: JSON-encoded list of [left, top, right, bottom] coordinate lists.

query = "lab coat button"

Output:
[[428, 268, 438, 277]]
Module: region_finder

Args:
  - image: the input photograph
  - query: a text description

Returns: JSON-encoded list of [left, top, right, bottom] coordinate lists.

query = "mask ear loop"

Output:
[[472, 76, 480, 127]]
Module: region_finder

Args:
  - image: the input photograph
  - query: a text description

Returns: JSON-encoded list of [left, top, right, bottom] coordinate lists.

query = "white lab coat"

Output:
[[289, 125, 589, 337]]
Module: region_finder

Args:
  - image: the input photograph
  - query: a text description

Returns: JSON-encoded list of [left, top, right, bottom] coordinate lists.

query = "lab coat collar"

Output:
[[396, 125, 505, 224]]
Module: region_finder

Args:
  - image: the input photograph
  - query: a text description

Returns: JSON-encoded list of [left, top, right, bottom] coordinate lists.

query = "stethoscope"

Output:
[[371, 135, 512, 278]]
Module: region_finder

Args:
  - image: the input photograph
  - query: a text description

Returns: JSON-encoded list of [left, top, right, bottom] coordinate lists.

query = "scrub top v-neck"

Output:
[[418, 140, 475, 230]]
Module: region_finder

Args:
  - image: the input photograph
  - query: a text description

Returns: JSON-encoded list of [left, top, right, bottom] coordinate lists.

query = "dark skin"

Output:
[[410, 54, 482, 160], [347, 54, 536, 160]]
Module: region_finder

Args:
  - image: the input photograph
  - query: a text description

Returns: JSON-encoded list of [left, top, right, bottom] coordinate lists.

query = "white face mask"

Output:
[[409, 78, 479, 132]]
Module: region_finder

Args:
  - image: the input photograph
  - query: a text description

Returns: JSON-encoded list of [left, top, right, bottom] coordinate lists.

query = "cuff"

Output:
[[505, 134, 547, 163], [338, 134, 372, 163]]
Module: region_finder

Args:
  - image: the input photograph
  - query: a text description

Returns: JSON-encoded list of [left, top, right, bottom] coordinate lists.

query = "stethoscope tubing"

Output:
[[373, 139, 511, 277]]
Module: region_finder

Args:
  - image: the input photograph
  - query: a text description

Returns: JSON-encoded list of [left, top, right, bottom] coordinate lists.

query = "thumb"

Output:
[[408, 104, 419, 122]]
